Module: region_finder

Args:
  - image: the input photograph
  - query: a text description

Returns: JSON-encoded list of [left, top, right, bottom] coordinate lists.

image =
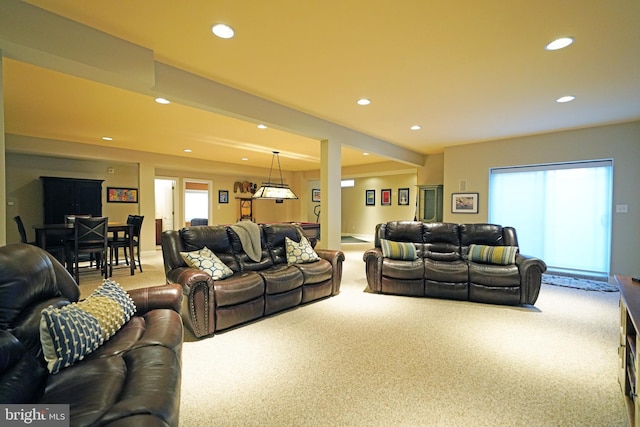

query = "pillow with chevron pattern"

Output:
[[39, 279, 136, 374], [468, 244, 518, 265], [380, 239, 418, 260]]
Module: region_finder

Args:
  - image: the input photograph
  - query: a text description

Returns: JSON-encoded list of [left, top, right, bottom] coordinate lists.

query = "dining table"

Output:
[[32, 222, 135, 276]]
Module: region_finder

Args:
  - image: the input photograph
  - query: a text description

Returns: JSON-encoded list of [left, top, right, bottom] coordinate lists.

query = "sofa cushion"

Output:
[[285, 236, 320, 264], [181, 246, 234, 280], [380, 239, 418, 260], [40, 280, 136, 374], [468, 244, 518, 265]]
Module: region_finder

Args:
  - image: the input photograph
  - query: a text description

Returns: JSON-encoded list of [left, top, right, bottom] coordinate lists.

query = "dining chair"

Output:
[[190, 218, 208, 226], [108, 215, 144, 275], [13, 216, 36, 245], [66, 214, 94, 266], [67, 216, 109, 284]]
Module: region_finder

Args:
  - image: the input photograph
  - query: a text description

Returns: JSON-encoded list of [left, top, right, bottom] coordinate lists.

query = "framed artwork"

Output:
[[107, 187, 138, 203], [366, 189, 375, 206], [381, 189, 392, 206], [451, 192, 479, 214], [398, 188, 410, 205], [312, 188, 321, 202], [219, 190, 229, 204]]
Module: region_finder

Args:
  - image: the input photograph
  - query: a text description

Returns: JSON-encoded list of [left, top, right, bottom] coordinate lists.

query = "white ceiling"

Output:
[[4, 0, 640, 171]]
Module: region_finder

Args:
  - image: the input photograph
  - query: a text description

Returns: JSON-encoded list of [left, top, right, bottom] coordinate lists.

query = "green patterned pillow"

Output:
[[40, 280, 136, 374], [380, 239, 418, 260], [285, 236, 320, 264], [180, 246, 234, 280], [468, 244, 518, 265]]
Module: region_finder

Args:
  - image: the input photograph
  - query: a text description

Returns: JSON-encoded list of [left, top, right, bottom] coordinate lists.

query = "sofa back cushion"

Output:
[[460, 223, 506, 246], [382, 221, 424, 243], [179, 226, 240, 272], [228, 227, 274, 271], [0, 244, 79, 330], [263, 224, 304, 265], [423, 222, 462, 261]]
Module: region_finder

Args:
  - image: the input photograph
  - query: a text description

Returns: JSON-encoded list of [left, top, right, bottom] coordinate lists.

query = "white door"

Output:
[[155, 178, 175, 232]]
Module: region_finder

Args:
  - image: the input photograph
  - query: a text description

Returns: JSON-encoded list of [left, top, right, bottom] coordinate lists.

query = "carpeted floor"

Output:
[[80, 245, 627, 426], [341, 235, 369, 243]]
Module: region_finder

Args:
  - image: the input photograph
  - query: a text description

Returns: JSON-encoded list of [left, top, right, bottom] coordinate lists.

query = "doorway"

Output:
[[184, 179, 212, 227], [155, 178, 176, 244]]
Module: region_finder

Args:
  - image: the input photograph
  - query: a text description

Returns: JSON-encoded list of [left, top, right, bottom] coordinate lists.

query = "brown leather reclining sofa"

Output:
[[0, 243, 183, 426], [162, 223, 345, 338], [364, 221, 547, 305]]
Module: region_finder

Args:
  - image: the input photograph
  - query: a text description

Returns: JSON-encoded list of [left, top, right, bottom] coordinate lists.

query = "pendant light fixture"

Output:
[[252, 151, 299, 200]]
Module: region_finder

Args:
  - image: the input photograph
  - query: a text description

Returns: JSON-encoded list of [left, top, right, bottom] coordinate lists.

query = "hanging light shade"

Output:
[[252, 151, 299, 200]]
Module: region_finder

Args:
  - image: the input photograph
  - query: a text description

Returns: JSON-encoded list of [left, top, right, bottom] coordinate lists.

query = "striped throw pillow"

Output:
[[468, 244, 518, 265], [380, 239, 418, 260]]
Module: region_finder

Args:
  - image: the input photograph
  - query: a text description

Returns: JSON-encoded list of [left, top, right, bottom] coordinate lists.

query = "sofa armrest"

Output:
[[515, 253, 548, 305], [315, 249, 345, 295], [363, 248, 383, 292], [128, 283, 183, 316], [165, 267, 216, 338]]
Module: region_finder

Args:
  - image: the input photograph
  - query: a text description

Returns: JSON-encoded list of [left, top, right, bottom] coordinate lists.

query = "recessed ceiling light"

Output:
[[155, 97, 170, 104], [241, 157, 249, 161], [212, 23, 235, 39], [183, 149, 193, 153], [556, 95, 576, 103], [410, 125, 422, 131], [102, 136, 113, 141], [357, 98, 371, 106], [257, 124, 268, 129], [363, 152, 370, 156], [545, 37, 574, 51]]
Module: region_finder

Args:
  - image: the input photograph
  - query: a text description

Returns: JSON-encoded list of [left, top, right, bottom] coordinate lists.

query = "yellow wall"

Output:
[[444, 121, 640, 276]]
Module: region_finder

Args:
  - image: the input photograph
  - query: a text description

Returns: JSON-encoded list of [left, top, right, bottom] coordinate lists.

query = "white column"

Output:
[[320, 139, 341, 249], [0, 52, 6, 246]]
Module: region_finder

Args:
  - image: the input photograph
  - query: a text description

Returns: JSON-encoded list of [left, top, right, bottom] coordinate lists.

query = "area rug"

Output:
[[542, 274, 618, 292]]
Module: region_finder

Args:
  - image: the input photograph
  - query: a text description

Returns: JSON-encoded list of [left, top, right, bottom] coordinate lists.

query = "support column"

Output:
[[320, 139, 341, 249], [0, 52, 6, 246]]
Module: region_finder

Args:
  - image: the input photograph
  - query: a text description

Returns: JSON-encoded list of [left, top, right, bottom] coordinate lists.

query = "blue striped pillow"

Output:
[[468, 244, 518, 265], [380, 239, 418, 260]]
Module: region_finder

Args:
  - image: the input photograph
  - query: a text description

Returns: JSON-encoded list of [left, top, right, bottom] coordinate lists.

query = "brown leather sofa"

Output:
[[0, 243, 183, 426], [162, 223, 345, 338], [363, 221, 547, 305]]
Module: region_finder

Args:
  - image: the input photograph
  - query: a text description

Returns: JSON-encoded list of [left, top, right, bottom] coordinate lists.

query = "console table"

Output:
[[617, 275, 640, 426]]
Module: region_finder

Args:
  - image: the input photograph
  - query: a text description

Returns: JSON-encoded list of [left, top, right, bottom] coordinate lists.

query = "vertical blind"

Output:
[[488, 160, 613, 276]]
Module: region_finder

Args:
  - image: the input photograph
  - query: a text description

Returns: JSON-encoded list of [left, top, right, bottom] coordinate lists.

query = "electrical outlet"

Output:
[[616, 204, 628, 213]]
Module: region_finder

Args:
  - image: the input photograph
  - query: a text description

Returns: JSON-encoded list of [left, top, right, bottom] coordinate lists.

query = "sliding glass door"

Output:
[[489, 160, 613, 276]]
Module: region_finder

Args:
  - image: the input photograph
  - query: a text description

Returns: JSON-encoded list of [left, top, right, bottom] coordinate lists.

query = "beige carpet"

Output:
[[80, 245, 627, 426]]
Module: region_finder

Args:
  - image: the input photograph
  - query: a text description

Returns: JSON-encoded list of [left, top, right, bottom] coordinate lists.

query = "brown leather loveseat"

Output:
[[364, 221, 547, 305], [162, 223, 345, 338], [0, 243, 183, 426]]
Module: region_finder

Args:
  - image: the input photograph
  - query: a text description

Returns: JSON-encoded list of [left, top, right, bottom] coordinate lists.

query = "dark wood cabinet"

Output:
[[41, 177, 104, 224]]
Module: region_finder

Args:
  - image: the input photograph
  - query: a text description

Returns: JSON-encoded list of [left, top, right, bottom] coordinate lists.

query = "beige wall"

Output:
[[5, 134, 305, 251], [5, 121, 639, 276], [444, 121, 640, 276], [308, 173, 418, 236]]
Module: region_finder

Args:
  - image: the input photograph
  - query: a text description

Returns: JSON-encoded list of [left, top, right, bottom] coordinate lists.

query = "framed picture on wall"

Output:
[[312, 188, 321, 202], [366, 189, 375, 206], [381, 189, 392, 206], [107, 187, 138, 203], [398, 188, 410, 205], [451, 192, 479, 213], [219, 190, 229, 204]]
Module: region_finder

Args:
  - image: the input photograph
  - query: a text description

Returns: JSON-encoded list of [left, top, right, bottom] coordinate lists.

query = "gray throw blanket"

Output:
[[230, 220, 262, 262]]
